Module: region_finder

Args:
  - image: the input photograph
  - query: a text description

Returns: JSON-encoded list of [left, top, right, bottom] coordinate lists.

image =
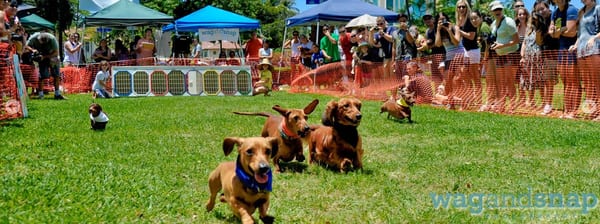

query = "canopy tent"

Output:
[[20, 13, 55, 31], [84, 0, 173, 27], [162, 5, 260, 32], [285, 0, 398, 27], [16, 3, 37, 18], [79, 0, 140, 14]]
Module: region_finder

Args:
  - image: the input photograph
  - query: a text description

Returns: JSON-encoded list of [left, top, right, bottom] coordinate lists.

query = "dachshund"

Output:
[[206, 137, 279, 224], [308, 98, 363, 172], [233, 99, 319, 172], [89, 103, 109, 130], [380, 87, 415, 123]]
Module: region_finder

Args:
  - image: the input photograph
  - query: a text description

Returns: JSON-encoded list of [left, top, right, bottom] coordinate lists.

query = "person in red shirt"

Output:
[[338, 25, 353, 74], [244, 31, 263, 63]]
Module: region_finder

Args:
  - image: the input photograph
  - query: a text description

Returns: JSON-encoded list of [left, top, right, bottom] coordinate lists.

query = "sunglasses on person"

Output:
[[458, 5, 467, 9], [293, 33, 299, 36], [514, 4, 525, 8], [377, 22, 385, 25]]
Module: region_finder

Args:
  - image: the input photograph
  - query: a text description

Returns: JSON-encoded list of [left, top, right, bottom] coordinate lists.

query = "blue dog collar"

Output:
[[235, 160, 272, 192]]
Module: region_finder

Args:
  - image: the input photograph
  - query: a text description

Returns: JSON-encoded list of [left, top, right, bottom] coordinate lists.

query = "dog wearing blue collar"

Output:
[[206, 136, 279, 224]]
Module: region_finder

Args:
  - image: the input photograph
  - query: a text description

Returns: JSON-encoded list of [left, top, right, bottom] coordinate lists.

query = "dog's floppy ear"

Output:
[[222, 137, 243, 156], [303, 99, 319, 115], [267, 137, 279, 158], [321, 100, 338, 126], [272, 105, 290, 117]]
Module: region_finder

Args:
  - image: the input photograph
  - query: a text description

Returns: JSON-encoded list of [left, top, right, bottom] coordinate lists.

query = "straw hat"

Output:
[[259, 58, 273, 70], [490, 1, 504, 11]]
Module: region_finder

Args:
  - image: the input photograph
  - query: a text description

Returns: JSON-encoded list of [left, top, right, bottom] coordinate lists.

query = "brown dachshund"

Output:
[[233, 99, 319, 172], [206, 137, 279, 224], [380, 88, 416, 123], [308, 98, 363, 172]]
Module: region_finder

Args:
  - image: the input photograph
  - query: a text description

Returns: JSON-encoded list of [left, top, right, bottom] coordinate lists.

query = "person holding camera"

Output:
[[391, 14, 415, 79], [371, 16, 396, 80], [435, 12, 464, 109], [26, 32, 67, 100], [489, 1, 520, 113], [63, 33, 82, 66]]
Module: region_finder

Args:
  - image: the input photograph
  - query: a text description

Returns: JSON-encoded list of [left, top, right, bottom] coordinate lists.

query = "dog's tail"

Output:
[[232, 111, 273, 117]]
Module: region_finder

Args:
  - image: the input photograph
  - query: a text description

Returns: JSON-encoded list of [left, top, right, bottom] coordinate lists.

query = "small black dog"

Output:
[[89, 103, 109, 130]]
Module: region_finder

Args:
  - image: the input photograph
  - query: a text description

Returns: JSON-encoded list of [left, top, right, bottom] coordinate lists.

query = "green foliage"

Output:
[[2, 93, 600, 222]]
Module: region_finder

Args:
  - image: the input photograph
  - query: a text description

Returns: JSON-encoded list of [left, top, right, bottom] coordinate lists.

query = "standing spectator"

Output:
[[129, 35, 141, 60], [355, 41, 376, 86], [114, 39, 129, 61], [535, 0, 559, 115], [372, 16, 396, 79], [423, 13, 446, 86], [569, 0, 600, 120], [244, 31, 262, 63], [549, 0, 579, 118], [284, 31, 302, 73], [392, 14, 415, 78], [455, 0, 481, 107], [227, 50, 241, 66], [338, 26, 353, 78], [435, 12, 463, 109], [298, 34, 314, 70], [472, 10, 496, 112], [92, 39, 112, 62], [519, 12, 545, 109], [319, 25, 340, 64], [514, 5, 531, 107], [63, 33, 82, 66], [190, 38, 202, 64], [489, 1, 520, 113], [259, 41, 273, 61], [136, 28, 156, 65], [26, 32, 67, 100], [92, 60, 113, 99]]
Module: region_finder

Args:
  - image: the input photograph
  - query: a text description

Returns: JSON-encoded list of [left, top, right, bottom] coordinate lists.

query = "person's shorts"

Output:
[[464, 48, 481, 64], [558, 50, 576, 64], [494, 52, 519, 67], [543, 58, 558, 82], [38, 59, 60, 79], [95, 89, 112, 98]]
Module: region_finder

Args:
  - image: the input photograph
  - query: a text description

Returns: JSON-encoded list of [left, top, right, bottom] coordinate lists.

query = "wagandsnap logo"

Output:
[[430, 188, 598, 215]]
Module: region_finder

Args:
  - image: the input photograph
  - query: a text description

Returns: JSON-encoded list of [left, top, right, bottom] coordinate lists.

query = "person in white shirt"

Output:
[[63, 33, 82, 66], [92, 61, 113, 98]]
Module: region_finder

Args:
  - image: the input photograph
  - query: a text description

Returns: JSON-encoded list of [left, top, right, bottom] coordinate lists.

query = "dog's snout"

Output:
[[356, 114, 362, 120], [258, 162, 270, 174], [302, 126, 310, 132]]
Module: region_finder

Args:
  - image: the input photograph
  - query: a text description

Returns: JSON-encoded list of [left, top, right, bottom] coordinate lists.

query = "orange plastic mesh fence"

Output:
[[288, 50, 600, 120], [0, 43, 22, 120]]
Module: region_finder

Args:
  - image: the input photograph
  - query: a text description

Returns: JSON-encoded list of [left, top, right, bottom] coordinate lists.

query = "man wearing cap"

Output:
[[392, 13, 415, 78], [371, 16, 397, 80], [319, 25, 340, 64], [26, 32, 67, 100]]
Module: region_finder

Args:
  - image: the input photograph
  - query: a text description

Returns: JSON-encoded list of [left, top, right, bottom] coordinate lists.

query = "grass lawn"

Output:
[[1, 92, 599, 223]]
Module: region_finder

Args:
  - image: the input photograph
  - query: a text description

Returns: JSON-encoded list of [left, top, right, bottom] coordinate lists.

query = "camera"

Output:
[[485, 34, 497, 45], [31, 52, 43, 63], [11, 33, 22, 42], [373, 27, 380, 31], [442, 19, 450, 27]]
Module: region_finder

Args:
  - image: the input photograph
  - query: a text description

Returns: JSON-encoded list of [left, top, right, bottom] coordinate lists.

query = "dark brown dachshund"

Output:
[[206, 137, 279, 224], [308, 98, 363, 172], [233, 99, 319, 172], [380, 88, 416, 122]]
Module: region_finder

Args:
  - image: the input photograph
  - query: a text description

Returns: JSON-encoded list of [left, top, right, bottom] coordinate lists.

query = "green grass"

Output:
[[1, 92, 599, 223]]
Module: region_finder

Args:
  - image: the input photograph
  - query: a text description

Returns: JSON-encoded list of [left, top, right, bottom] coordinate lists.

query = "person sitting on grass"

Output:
[[253, 58, 274, 96], [92, 60, 113, 99]]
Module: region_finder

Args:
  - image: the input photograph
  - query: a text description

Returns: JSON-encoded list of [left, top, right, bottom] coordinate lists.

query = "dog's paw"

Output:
[[296, 154, 305, 162], [260, 215, 275, 224]]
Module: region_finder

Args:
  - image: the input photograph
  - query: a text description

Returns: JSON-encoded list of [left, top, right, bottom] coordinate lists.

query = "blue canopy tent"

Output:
[[162, 6, 260, 32], [162, 6, 260, 64], [285, 0, 398, 27]]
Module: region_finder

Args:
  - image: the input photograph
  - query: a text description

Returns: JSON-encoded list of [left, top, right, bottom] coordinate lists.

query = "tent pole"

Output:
[[314, 21, 320, 91], [238, 33, 244, 66], [279, 25, 287, 85]]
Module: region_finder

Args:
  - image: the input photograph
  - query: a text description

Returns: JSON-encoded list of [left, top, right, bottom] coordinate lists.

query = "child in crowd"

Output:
[[253, 58, 273, 96], [92, 60, 113, 99], [311, 44, 330, 69]]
